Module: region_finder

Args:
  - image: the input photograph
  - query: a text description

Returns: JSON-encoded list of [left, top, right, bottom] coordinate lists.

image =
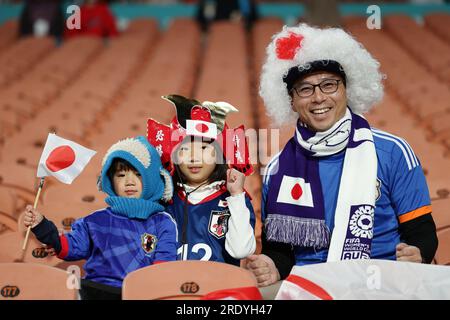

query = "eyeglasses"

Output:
[[292, 79, 342, 98]]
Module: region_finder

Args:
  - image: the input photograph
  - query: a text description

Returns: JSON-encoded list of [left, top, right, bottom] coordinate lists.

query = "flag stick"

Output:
[[22, 178, 45, 251]]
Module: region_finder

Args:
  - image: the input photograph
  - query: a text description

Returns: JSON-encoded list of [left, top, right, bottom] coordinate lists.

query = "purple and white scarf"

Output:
[[265, 108, 377, 261]]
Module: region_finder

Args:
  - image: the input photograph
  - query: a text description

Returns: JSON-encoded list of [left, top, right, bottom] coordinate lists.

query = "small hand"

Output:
[[245, 254, 280, 287], [23, 205, 44, 229], [226, 168, 245, 196], [396, 242, 423, 263]]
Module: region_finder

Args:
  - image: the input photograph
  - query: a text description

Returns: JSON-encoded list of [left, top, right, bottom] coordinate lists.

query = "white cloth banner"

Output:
[[276, 259, 450, 300]]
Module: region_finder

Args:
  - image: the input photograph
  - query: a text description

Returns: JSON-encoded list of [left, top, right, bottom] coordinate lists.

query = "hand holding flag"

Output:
[[22, 134, 96, 250]]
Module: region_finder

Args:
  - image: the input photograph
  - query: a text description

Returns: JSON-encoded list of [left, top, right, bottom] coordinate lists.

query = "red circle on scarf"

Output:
[[291, 183, 303, 200]]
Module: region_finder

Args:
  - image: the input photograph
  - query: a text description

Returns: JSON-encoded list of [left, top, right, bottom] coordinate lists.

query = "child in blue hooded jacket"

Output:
[[23, 136, 177, 299]]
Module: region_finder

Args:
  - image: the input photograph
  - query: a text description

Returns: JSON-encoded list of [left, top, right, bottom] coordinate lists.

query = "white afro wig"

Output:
[[259, 23, 384, 126]]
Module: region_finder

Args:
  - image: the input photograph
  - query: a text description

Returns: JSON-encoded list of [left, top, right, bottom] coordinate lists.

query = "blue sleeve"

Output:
[[261, 178, 269, 223], [245, 194, 256, 230], [261, 155, 279, 223], [390, 143, 431, 221], [154, 213, 178, 262], [63, 218, 92, 261]]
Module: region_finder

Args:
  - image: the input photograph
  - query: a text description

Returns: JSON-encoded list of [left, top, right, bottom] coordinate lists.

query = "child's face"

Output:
[[176, 140, 217, 187], [112, 169, 143, 198]]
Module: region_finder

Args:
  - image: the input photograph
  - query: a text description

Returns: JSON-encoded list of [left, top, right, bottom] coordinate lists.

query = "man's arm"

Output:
[[246, 231, 296, 287], [387, 136, 438, 263], [398, 213, 438, 263], [261, 230, 296, 280]]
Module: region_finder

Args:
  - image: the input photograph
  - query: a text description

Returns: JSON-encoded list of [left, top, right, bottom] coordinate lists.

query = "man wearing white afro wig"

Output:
[[260, 23, 383, 125], [247, 24, 438, 289]]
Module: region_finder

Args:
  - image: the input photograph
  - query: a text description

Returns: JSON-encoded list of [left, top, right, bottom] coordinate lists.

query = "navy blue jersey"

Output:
[[166, 188, 256, 266], [262, 128, 431, 265], [59, 208, 178, 287]]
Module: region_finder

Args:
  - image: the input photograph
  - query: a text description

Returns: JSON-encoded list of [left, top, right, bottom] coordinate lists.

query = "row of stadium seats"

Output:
[[0, 36, 54, 89], [424, 13, 450, 45], [384, 15, 450, 85], [0, 260, 258, 300]]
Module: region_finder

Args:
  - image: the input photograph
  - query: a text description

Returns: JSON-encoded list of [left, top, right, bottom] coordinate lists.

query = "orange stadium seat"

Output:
[[121, 18, 158, 37], [0, 163, 51, 201], [427, 112, 450, 143], [0, 109, 19, 143], [0, 186, 19, 234], [0, 20, 18, 53], [383, 15, 450, 84], [445, 136, 450, 152], [0, 231, 85, 275], [0, 263, 78, 300], [0, 37, 55, 89], [0, 86, 36, 120], [122, 260, 257, 300], [1, 141, 54, 174], [424, 13, 450, 45], [344, 17, 450, 121], [366, 93, 450, 200], [0, 186, 17, 217], [0, 172, 46, 221], [0, 213, 17, 234]]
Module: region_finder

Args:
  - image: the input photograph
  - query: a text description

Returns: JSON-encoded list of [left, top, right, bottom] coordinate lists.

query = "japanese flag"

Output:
[[276, 274, 332, 300], [186, 119, 217, 139], [37, 133, 96, 184], [276, 260, 450, 300], [276, 176, 314, 207]]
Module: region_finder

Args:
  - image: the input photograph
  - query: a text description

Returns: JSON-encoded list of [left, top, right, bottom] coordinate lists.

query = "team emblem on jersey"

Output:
[[208, 210, 231, 239], [141, 233, 157, 255]]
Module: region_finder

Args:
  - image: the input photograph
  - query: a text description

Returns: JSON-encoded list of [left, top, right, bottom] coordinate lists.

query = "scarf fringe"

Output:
[[265, 214, 330, 249]]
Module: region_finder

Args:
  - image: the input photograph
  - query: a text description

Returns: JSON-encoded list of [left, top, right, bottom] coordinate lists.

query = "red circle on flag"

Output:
[[195, 123, 209, 133], [46, 145, 76, 172], [291, 183, 303, 200]]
